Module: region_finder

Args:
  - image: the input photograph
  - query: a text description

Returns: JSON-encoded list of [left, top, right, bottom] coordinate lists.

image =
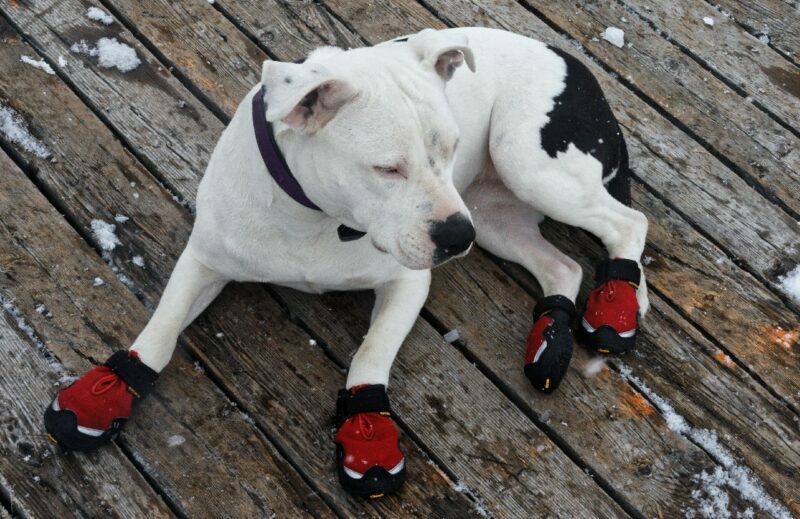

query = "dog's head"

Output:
[[260, 29, 476, 270]]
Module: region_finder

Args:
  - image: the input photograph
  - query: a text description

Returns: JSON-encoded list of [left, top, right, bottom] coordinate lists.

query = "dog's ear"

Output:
[[410, 29, 476, 81], [261, 60, 358, 133]]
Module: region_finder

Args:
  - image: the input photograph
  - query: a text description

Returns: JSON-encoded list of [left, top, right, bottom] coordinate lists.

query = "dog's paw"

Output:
[[334, 385, 406, 498], [44, 350, 157, 451], [579, 258, 640, 354], [524, 295, 576, 393]]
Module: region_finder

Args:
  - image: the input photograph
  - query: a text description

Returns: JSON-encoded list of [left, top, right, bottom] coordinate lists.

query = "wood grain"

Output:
[[709, 0, 800, 64], [618, 0, 800, 132], [0, 0, 221, 206], [0, 12, 483, 518]]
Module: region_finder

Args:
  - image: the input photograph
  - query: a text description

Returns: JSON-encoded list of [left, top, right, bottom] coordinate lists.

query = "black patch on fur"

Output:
[[540, 46, 630, 205]]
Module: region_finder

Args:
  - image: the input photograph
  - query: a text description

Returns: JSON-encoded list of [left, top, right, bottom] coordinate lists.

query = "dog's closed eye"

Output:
[[373, 165, 407, 178]]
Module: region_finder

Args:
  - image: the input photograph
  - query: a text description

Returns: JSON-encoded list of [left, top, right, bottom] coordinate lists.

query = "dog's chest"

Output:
[[196, 218, 406, 292]]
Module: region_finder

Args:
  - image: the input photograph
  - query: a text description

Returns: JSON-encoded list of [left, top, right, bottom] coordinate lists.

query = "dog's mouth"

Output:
[[370, 238, 388, 254]]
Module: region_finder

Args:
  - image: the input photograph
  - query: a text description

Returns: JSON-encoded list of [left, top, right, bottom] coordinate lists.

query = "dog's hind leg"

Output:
[[44, 247, 228, 451], [463, 177, 581, 393], [489, 130, 648, 356], [334, 270, 430, 498]]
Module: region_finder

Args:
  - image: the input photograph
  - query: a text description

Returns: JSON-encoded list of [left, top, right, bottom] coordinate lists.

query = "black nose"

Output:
[[430, 213, 475, 263]]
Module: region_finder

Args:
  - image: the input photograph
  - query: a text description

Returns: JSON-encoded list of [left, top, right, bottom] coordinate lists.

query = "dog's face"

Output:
[[261, 30, 476, 270]]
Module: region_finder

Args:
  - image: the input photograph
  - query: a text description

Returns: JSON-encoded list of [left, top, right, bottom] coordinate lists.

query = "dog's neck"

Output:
[[253, 86, 365, 242]]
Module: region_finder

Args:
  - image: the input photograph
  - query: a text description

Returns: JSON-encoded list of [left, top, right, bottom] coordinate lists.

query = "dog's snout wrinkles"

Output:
[[430, 213, 475, 262]]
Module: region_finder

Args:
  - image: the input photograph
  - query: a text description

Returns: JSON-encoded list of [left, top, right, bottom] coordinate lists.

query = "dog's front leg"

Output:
[[130, 248, 228, 372], [334, 269, 430, 498], [347, 270, 431, 388], [44, 247, 228, 450]]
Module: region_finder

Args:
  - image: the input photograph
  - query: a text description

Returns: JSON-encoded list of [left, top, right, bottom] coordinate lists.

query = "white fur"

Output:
[[130, 28, 649, 391]]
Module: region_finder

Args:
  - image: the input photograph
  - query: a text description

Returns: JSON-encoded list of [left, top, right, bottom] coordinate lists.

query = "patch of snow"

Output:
[[102, 252, 136, 291], [703, 16, 715, 27], [34, 303, 52, 318], [215, 332, 224, 338], [114, 214, 129, 223], [96, 38, 141, 72], [207, 0, 215, 4], [58, 55, 68, 68], [92, 277, 105, 287], [777, 265, 800, 304], [308, 338, 317, 346], [132, 255, 145, 268], [20, 55, 54, 75], [601, 27, 625, 48], [70, 37, 141, 73], [452, 480, 490, 518], [0, 103, 51, 158], [86, 6, 114, 25], [642, 255, 654, 266], [582, 357, 606, 377], [617, 363, 791, 518], [758, 34, 770, 45], [91, 219, 121, 251], [167, 434, 185, 447], [193, 361, 205, 373], [443, 329, 460, 343]]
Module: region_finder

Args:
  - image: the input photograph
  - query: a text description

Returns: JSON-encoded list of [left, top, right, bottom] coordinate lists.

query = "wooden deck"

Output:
[[0, 0, 798, 517]]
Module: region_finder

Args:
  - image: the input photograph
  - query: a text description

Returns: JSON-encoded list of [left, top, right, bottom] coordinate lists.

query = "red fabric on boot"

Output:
[[524, 315, 555, 365], [335, 387, 404, 479], [56, 362, 134, 434], [583, 279, 639, 336]]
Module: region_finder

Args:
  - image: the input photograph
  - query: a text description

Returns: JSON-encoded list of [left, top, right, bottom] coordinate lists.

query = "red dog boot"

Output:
[[44, 350, 158, 451], [580, 258, 641, 354], [524, 295, 576, 393], [334, 384, 406, 499]]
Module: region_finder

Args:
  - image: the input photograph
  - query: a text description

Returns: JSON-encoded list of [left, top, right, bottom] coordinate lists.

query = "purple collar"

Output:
[[252, 85, 365, 241]]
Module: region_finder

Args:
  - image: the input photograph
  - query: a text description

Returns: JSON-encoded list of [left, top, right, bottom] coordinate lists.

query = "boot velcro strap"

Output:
[[533, 295, 577, 321], [336, 385, 391, 424], [105, 351, 159, 400], [595, 258, 641, 286]]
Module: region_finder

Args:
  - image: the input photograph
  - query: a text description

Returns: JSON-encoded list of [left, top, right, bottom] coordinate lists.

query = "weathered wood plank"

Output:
[[710, 0, 800, 64], [0, 14, 482, 517], [619, 0, 800, 133], [0, 149, 336, 518], [214, 0, 363, 57], [0, 271, 173, 519], [0, 0, 222, 206]]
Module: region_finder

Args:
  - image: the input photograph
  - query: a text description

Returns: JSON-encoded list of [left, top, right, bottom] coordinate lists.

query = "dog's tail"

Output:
[[604, 134, 632, 206]]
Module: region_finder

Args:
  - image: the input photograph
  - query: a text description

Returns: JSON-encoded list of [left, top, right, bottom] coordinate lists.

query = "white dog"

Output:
[[45, 27, 649, 499]]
